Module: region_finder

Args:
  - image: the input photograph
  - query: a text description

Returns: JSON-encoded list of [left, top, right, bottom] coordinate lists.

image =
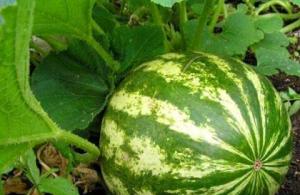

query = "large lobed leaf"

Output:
[[184, 11, 264, 56], [33, 0, 95, 40], [0, 0, 59, 172], [112, 25, 166, 73], [31, 40, 112, 131], [253, 15, 300, 76], [0, 0, 100, 174], [292, 0, 300, 6]]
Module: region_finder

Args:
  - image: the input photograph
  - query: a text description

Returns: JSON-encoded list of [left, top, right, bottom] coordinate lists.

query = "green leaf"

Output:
[[184, 12, 264, 56], [292, 0, 300, 6], [252, 32, 300, 75], [150, 0, 184, 7], [255, 14, 283, 33], [0, 0, 100, 170], [33, 0, 119, 71], [92, 4, 119, 34], [39, 177, 79, 195], [127, 0, 150, 10], [0, 0, 61, 167], [289, 100, 300, 116], [288, 87, 300, 98], [190, 3, 204, 15], [52, 142, 75, 172], [31, 47, 111, 131], [112, 25, 166, 73], [22, 150, 40, 185], [33, 0, 95, 40], [0, 145, 29, 174]]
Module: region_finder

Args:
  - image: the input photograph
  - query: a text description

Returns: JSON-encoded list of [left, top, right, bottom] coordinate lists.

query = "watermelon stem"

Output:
[[56, 131, 100, 163], [178, 1, 187, 48], [85, 36, 120, 72], [150, 2, 170, 51], [253, 160, 263, 171], [191, 0, 214, 50], [281, 18, 300, 33], [208, 0, 224, 33], [255, 0, 292, 16]]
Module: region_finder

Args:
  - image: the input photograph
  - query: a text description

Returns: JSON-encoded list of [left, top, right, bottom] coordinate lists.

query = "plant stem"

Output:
[[223, 3, 228, 18], [179, 1, 187, 32], [271, 5, 280, 13], [179, 1, 187, 48], [245, 0, 256, 13], [57, 131, 100, 162], [150, 2, 170, 51], [255, 0, 292, 15], [281, 18, 300, 33], [86, 37, 119, 71], [208, 0, 224, 32], [261, 12, 300, 21], [92, 20, 105, 36], [191, 0, 214, 50], [150, 2, 163, 25], [280, 12, 300, 20]]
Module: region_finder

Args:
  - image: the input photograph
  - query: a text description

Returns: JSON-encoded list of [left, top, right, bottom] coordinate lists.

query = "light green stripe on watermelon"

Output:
[[102, 171, 130, 195], [166, 171, 252, 195], [244, 70, 267, 157], [263, 128, 291, 162], [109, 90, 252, 162], [135, 189, 154, 195], [142, 59, 257, 158], [100, 52, 292, 194], [204, 54, 264, 158], [260, 169, 279, 194], [102, 118, 250, 178], [101, 119, 126, 159]]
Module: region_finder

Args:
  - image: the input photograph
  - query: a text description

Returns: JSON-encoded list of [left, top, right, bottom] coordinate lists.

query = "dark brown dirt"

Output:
[[270, 74, 300, 195], [269, 72, 300, 93], [277, 111, 300, 195]]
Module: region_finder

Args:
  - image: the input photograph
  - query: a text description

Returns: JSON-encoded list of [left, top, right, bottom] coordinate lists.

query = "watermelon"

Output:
[[99, 52, 292, 194]]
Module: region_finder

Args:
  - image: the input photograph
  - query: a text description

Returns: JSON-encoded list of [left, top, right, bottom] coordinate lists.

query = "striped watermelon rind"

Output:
[[100, 52, 292, 195]]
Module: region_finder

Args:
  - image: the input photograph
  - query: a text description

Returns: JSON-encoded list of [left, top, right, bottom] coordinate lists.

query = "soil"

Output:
[[277, 111, 300, 195], [269, 74, 300, 195]]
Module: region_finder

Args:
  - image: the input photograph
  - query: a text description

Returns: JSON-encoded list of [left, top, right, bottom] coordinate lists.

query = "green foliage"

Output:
[[33, 0, 95, 39], [184, 12, 264, 56], [0, 0, 99, 175], [252, 15, 300, 75], [292, 0, 300, 6], [0, 145, 29, 173], [151, 0, 185, 7], [93, 4, 118, 34], [20, 149, 79, 195], [22, 150, 41, 185], [0, 0, 55, 172], [253, 32, 300, 75], [112, 25, 166, 73], [281, 88, 300, 115], [31, 42, 112, 131], [255, 14, 283, 33], [39, 177, 79, 195]]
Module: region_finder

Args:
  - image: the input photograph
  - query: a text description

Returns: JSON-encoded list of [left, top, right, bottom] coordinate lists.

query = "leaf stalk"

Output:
[[191, 0, 214, 50]]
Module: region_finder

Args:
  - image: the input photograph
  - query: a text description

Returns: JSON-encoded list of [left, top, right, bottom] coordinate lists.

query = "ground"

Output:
[[270, 74, 300, 195]]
